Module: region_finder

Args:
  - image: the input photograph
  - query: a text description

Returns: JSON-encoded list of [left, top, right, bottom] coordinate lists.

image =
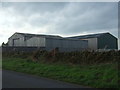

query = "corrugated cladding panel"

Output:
[[118, 39, 120, 50], [88, 38, 97, 50], [26, 37, 45, 47], [45, 38, 61, 48], [98, 33, 118, 49], [8, 33, 25, 46], [46, 38, 88, 52]]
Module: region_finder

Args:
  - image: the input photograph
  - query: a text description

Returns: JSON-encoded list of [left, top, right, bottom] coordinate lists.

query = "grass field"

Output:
[[2, 57, 119, 88]]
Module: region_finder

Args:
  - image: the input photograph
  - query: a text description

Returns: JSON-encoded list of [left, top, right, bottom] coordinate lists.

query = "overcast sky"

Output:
[[0, 2, 118, 44]]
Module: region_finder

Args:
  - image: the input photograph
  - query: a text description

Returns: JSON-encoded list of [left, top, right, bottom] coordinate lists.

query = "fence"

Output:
[[2, 46, 46, 52]]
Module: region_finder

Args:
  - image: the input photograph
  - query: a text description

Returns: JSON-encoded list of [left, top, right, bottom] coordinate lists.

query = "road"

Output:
[[2, 70, 89, 88]]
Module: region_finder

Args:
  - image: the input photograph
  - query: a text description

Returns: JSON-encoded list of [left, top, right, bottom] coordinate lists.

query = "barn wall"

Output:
[[45, 38, 61, 48], [118, 38, 120, 50], [98, 33, 118, 49], [46, 38, 88, 52], [26, 37, 46, 47], [88, 38, 98, 50], [8, 33, 25, 46], [79, 38, 97, 50]]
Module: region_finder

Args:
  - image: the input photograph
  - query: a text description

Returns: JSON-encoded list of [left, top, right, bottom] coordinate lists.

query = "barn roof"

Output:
[[67, 32, 110, 39], [15, 32, 62, 38]]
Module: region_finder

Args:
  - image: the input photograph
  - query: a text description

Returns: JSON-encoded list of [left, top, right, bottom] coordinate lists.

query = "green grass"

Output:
[[2, 57, 118, 88]]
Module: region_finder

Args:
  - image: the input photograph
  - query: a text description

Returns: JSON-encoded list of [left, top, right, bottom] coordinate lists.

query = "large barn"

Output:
[[8, 32, 88, 52], [7, 32, 118, 52], [68, 32, 118, 50]]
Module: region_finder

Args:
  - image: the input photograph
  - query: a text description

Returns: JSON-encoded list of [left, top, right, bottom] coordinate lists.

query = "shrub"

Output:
[[2, 49, 120, 65]]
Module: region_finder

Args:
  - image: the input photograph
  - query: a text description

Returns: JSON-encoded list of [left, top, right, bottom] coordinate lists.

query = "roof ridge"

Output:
[[71, 32, 109, 37], [15, 32, 62, 37]]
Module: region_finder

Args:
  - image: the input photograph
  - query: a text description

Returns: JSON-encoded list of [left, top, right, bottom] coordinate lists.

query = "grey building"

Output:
[[45, 38, 88, 52], [8, 32, 88, 52], [8, 32, 62, 47], [68, 32, 118, 50]]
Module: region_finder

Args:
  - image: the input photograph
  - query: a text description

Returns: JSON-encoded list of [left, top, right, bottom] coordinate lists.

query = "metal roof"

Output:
[[67, 32, 110, 39], [14, 32, 88, 41], [15, 32, 62, 38]]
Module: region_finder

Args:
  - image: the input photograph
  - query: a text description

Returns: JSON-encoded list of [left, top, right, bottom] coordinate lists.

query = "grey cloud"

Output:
[[50, 2, 118, 35], [2, 2, 118, 37], [2, 2, 68, 16]]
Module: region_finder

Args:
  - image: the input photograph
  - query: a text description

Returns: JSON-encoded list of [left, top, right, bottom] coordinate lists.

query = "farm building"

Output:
[[68, 32, 118, 50], [7, 32, 88, 52]]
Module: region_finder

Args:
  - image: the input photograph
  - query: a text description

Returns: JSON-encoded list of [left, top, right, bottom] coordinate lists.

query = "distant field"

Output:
[[2, 57, 119, 88]]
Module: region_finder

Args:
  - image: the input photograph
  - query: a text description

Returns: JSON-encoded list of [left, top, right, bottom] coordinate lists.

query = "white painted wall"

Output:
[[26, 37, 45, 47]]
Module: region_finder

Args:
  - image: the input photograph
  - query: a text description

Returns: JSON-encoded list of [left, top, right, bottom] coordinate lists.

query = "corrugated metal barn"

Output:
[[8, 32, 88, 52], [68, 32, 118, 50]]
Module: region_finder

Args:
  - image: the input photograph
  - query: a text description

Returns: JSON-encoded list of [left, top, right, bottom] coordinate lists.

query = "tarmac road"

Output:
[[2, 70, 89, 88]]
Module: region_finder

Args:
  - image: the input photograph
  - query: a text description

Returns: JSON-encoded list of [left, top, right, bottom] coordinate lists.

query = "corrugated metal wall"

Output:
[[8, 33, 88, 52], [46, 38, 88, 52], [26, 37, 46, 47], [8, 34, 25, 46], [118, 39, 120, 50], [88, 38, 97, 50], [98, 33, 118, 49]]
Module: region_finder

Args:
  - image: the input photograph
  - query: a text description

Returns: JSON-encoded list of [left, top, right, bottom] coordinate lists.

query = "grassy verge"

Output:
[[2, 57, 118, 88]]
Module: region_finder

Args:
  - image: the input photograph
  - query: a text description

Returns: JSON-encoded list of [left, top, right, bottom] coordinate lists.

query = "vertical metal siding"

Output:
[[88, 38, 97, 50], [26, 37, 45, 47], [46, 38, 88, 52], [8, 33, 88, 51], [8, 34, 25, 46], [118, 39, 120, 50], [98, 33, 118, 49]]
